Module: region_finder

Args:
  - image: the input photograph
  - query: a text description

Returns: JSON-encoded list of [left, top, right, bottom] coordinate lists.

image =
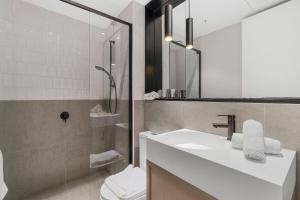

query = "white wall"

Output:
[[242, 0, 300, 98], [194, 23, 242, 98], [186, 50, 200, 98], [162, 15, 170, 90], [118, 1, 145, 100], [169, 47, 186, 90], [0, 0, 105, 100]]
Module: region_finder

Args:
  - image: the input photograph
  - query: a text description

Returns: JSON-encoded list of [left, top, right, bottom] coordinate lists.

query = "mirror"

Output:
[[166, 42, 201, 98], [162, 0, 300, 98]]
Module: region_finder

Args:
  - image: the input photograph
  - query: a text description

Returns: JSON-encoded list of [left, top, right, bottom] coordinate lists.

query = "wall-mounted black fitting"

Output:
[[60, 112, 70, 123]]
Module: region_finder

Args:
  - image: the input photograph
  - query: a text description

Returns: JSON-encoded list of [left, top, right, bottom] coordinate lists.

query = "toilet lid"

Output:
[[100, 184, 147, 200], [100, 184, 120, 200]]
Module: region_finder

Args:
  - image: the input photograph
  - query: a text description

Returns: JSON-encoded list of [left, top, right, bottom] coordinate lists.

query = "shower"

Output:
[[95, 65, 117, 113]]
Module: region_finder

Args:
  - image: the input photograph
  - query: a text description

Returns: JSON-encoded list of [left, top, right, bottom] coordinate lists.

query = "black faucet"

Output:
[[213, 115, 236, 140]]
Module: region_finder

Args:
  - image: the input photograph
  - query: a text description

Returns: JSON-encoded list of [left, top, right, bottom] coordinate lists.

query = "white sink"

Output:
[[147, 129, 296, 200]]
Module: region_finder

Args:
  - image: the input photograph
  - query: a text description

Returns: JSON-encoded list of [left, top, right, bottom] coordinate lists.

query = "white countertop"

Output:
[[147, 129, 296, 200]]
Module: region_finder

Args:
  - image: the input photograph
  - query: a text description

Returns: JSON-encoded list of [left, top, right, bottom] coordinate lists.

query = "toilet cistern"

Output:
[[213, 114, 236, 140]]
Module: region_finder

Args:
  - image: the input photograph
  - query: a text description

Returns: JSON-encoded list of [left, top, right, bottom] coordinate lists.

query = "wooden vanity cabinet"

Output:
[[147, 161, 296, 200], [147, 161, 217, 200]]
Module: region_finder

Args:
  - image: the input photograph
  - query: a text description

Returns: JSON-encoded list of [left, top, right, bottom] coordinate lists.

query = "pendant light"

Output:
[[186, 0, 193, 49], [110, 40, 116, 66], [164, 4, 173, 42], [110, 23, 116, 66]]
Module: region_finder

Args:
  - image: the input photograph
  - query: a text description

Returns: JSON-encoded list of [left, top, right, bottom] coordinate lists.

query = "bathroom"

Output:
[[0, 0, 299, 200]]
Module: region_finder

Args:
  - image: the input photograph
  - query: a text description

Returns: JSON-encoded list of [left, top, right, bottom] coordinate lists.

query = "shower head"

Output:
[[95, 65, 105, 71], [95, 66, 114, 82]]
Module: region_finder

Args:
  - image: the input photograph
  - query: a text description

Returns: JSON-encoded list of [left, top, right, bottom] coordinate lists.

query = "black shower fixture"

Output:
[[186, 0, 193, 49], [164, 3, 173, 42], [60, 111, 70, 123]]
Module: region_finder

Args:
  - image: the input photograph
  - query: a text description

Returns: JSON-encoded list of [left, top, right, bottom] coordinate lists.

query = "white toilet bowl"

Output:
[[99, 131, 153, 200]]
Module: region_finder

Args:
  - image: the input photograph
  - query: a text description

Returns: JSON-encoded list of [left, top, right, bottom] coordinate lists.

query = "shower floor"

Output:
[[25, 171, 109, 200]]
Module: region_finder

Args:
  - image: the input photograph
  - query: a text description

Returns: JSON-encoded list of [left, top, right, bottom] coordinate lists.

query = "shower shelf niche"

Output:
[[90, 112, 120, 128], [115, 123, 129, 129], [89, 150, 125, 169]]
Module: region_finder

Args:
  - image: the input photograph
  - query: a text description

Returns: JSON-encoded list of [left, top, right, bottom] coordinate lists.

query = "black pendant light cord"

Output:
[[188, 0, 191, 18]]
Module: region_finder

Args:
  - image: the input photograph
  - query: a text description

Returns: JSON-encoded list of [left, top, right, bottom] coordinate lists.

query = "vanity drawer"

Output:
[[147, 161, 217, 200], [147, 161, 296, 200]]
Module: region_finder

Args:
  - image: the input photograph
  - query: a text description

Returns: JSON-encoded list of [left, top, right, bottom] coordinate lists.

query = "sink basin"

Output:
[[147, 129, 296, 200]]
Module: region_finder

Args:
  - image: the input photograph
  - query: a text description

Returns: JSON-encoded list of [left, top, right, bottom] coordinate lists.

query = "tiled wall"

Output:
[[145, 100, 300, 199], [0, 99, 130, 200], [0, 0, 105, 100], [0, 100, 112, 199], [0, 1, 131, 199]]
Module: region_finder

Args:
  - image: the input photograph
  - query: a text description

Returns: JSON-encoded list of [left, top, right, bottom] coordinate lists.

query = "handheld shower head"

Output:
[[95, 66, 115, 87], [95, 65, 105, 71], [95, 66, 112, 78], [95, 65, 118, 113]]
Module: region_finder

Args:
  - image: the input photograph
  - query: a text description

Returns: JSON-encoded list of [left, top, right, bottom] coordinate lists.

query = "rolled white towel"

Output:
[[265, 138, 282, 155], [231, 133, 244, 149], [243, 120, 266, 161], [144, 91, 159, 100], [232, 133, 282, 155]]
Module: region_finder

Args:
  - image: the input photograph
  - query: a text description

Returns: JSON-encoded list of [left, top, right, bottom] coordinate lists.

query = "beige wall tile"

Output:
[[232, 103, 265, 133], [182, 102, 234, 137], [145, 101, 184, 133]]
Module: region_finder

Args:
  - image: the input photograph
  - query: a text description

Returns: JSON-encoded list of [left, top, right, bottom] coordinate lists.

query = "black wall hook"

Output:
[[60, 112, 70, 123]]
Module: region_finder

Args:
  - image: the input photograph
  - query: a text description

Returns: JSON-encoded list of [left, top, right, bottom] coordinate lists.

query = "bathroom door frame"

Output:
[[59, 0, 134, 164]]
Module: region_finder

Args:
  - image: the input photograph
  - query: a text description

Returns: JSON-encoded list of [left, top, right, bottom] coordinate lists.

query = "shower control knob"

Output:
[[60, 112, 70, 123]]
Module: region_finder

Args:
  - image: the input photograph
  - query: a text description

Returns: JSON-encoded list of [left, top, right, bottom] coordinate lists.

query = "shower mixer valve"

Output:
[[60, 112, 70, 123]]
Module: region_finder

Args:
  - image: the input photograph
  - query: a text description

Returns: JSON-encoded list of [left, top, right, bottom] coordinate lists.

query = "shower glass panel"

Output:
[[0, 0, 131, 200]]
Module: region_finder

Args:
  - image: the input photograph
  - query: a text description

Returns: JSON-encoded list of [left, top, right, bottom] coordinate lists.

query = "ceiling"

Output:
[[173, 0, 289, 40], [23, 0, 151, 29], [23, 0, 288, 39]]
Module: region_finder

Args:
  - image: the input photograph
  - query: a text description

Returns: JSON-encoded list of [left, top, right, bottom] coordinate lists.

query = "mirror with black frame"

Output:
[[162, 0, 300, 99]]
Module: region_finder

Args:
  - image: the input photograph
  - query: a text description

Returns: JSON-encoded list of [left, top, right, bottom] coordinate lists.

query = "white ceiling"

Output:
[[173, 0, 289, 41], [23, 0, 151, 29], [23, 0, 288, 40]]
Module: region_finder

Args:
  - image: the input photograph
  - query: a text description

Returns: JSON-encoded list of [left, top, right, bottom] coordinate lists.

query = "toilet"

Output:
[[100, 131, 153, 200]]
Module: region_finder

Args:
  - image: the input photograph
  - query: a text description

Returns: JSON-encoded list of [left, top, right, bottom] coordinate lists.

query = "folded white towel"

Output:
[[243, 120, 266, 161], [144, 91, 159, 100], [90, 104, 103, 113], [232, 133, 282, 155], [89, 150, 120, 168], [0, 150, 7, 200], [105, 165, 146, 200]]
